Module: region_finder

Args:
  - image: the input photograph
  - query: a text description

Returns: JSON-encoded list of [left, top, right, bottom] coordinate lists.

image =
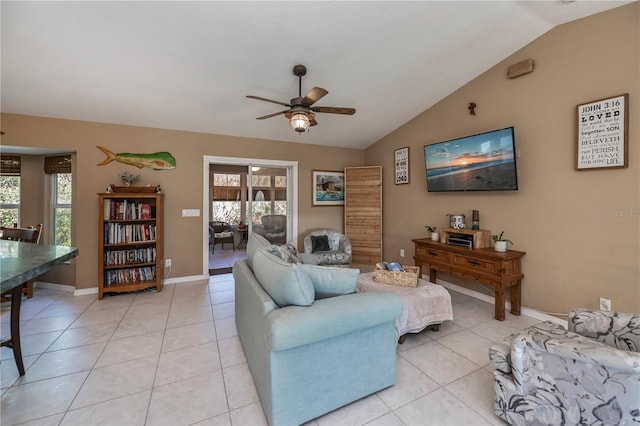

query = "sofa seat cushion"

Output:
[[214, 231, 233, 238], [299, 264, 359, 299], [312, 250, 351, 266], [489, 321, 573, 374], [252, 248, 315, 307]]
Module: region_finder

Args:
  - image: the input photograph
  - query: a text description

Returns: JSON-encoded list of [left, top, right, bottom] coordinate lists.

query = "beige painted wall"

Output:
[[15, 154, 77, 285], [1, 116, 364, 289], [365, 4, 640, 313]]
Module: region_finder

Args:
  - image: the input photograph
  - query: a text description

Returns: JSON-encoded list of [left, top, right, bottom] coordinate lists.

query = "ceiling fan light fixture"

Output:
[[290, 112, 310, 133]]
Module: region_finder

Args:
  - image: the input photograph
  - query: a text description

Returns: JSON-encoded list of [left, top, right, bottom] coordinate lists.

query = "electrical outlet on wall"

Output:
[[599, 297, 611, 311], [165, 259, 172, 268], [400, 249, 405, 257]]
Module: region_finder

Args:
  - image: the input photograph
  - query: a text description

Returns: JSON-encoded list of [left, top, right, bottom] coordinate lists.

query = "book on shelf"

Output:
[[103, 199, 155, 221]]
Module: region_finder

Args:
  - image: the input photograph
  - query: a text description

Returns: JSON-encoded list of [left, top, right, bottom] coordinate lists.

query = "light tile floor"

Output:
[[0, 275, 541, 426]]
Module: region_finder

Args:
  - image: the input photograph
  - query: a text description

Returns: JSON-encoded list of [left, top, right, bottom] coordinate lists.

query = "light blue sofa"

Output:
[[234, 234, 402, 426]]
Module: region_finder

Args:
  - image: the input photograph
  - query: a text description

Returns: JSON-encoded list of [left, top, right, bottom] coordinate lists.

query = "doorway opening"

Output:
[[202, 156, 298, 276]]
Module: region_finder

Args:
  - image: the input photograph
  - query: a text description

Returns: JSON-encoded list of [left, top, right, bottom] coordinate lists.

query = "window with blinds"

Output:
[[0, 155, 21, 227]]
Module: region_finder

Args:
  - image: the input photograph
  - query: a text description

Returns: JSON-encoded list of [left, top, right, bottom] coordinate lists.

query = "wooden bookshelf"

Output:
[[98, 192, 164, 300]]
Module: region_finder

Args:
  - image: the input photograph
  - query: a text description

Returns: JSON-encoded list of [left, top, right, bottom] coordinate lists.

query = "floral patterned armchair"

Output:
[[489, 309, 640, 425], [302, 230, 352, 266]]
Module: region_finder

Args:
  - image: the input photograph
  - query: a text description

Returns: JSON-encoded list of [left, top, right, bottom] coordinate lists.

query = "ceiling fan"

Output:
[[247, 64, 356, 133]]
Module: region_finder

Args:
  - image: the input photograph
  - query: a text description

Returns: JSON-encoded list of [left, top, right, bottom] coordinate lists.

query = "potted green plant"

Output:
[[491, 231, 513, 252], [425, 225, 439, 241], [119, 171, 141, 187]]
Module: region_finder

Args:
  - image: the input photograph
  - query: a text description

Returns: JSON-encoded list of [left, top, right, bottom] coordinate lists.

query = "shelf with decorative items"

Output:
[[105, 171, 161, 193], [439, 228, 491, 249], [98, 192, 164, 300]]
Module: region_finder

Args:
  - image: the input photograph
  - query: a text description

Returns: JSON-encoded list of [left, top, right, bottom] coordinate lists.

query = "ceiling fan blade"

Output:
[[246, 95, 291, 107], [301, 87, 328, 106], [311, 106, 356, 115], [256, 110, 289, 120], [310, 118, 318, 127]]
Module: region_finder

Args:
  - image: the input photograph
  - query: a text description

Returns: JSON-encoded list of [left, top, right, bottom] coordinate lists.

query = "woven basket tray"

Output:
[[373, 265, 419, 287]]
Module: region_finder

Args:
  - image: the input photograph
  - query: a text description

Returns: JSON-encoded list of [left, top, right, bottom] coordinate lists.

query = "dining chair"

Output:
[[1, 224, 43, 298]]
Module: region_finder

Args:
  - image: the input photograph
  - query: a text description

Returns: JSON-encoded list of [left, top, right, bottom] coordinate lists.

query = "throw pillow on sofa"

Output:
[[252, 248, 315, 307], [311, 235, 330, 252], [299, 264, 359, 299], [246, 233, 272, 270], [268, 243, 300, 263]]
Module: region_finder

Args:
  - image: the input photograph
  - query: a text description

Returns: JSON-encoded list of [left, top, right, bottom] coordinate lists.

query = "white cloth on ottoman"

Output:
[[357, 272, 453, 336]]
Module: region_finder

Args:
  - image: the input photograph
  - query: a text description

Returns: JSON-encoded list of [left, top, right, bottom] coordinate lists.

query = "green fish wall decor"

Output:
[[96, 146, 176, 170]]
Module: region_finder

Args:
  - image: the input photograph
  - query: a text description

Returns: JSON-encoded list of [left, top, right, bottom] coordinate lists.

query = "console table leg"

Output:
[[429, 269, 437, 283], [495, 285, 506, 321], [510, 281, 521, 316]]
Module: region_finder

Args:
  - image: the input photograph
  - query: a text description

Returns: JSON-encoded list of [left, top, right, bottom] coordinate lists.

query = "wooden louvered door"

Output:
[[344, 166, 382, 265]]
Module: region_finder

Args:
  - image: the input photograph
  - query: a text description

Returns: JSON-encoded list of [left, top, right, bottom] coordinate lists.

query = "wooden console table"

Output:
[[412, 238, 525, 321]]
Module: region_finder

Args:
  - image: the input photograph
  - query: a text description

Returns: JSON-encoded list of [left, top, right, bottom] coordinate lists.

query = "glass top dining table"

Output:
[[0, 239, 79, 375], [0, 240, 79, 292]]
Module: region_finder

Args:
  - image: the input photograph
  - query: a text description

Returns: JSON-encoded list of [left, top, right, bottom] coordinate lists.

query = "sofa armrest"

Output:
[[511, 330, 640, 393], [506, 331, 640, 424], [340, 237, 352, 255], [267, 292, 402, 352], [569, 308, 640, 352]]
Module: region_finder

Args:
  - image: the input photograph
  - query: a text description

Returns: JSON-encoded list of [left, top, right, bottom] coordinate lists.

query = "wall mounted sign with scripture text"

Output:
[[576, 94, 628, 170], [394, 147, 409, 184]]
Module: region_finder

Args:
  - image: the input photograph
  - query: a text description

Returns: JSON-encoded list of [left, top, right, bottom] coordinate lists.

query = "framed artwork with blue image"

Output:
[[312, 170, 344, 206]]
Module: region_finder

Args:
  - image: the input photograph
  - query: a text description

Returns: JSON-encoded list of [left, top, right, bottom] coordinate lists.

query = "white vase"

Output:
[[431, 232, 439, 241], [494, 241, 507, 252]]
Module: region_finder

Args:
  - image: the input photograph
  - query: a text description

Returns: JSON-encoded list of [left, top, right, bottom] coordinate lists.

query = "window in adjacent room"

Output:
[[211, 172, 242, 224], [45, 155, 72, 246], [0, 155, 21, 227]]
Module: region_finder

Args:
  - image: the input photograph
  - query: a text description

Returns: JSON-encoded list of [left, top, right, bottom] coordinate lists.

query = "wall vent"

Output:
[[507, 59, 534, 79]]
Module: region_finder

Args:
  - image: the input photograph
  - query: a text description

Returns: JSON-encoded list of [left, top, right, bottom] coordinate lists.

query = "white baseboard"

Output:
[[74, 287, 99, 296], [436, 279, 568, 328], [163, 274, 210, 285], [34, 281, 75, 293], [37, 275, 211, 297]]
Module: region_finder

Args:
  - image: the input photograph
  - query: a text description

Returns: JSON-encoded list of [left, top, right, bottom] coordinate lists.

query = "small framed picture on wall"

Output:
[[312, 170, 345, 206], [394, 147, 410, 184]]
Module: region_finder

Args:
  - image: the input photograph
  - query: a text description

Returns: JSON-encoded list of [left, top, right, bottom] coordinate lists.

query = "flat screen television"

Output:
[[424, 126, 518, 192]]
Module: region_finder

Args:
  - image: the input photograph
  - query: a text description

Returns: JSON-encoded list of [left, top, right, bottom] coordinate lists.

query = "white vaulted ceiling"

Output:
[[1, 1, 632, 149]]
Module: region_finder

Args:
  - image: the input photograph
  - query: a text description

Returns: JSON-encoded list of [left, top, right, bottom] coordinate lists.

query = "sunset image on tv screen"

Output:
[[424, 127, 518, 192]]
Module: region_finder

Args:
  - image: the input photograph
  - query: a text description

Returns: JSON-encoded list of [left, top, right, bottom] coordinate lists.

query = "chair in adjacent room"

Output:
[[489, 308, 640, 425], [255, 214, 287, 245], [1, 224, 43, 298], [210, 221, 234, 253]]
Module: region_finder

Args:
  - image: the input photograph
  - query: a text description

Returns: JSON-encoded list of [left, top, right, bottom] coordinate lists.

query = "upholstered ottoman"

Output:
[[357, 272, 453, 342]]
